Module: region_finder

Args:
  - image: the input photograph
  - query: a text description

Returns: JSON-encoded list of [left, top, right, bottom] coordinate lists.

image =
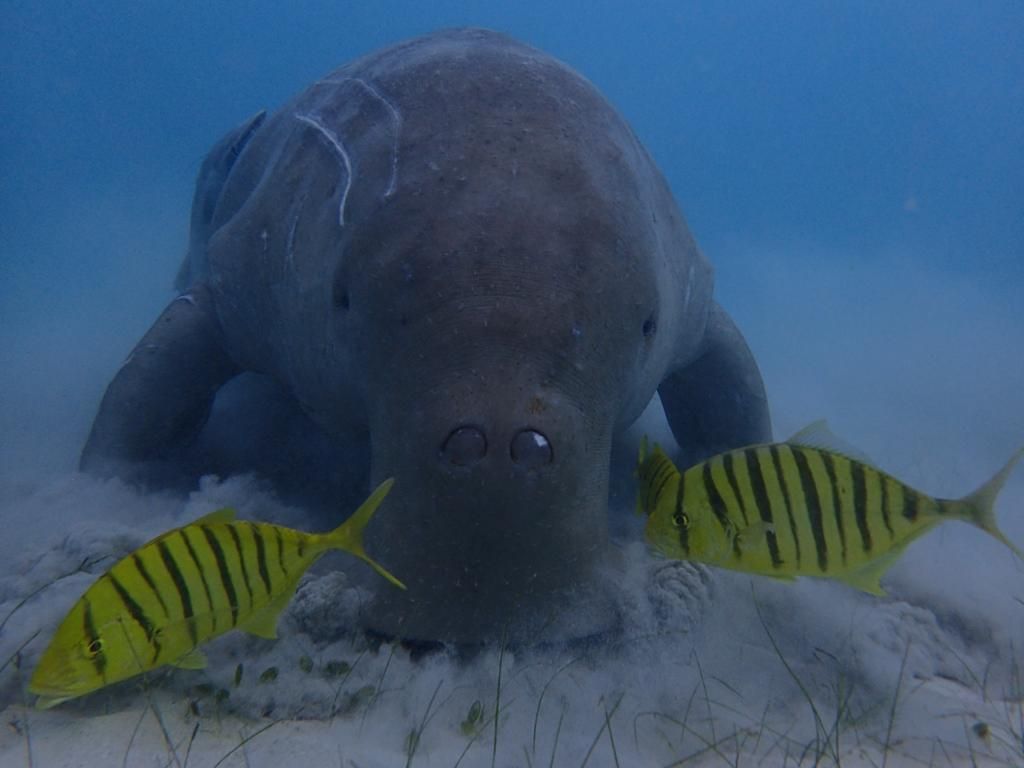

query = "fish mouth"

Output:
[[28, 663, 92, 706], [28, 673, 74, 696], [26, 682, 82, 710], [32, 692, 79, 710]]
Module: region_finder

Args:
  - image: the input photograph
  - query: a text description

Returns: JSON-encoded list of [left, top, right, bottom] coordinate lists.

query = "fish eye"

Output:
[[86, 638, 104, 657], [672, 511, 689, 529]]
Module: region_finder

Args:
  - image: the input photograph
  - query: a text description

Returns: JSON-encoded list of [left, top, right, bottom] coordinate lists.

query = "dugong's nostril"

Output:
[[440, 426, 487, 466], [510, 429, 553, 468]]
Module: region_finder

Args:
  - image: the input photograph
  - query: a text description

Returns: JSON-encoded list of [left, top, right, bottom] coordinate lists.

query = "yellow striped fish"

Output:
[[637, 423, 1023, 594], [29, 479, 405, 709]]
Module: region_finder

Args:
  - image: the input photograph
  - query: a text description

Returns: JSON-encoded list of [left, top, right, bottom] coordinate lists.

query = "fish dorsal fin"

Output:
[[636, 435, 650, 469], [786, 420, 876, 466], [193, 507, 237, 525], [172, 648, 208, 669], [237, 577, 302, 639], [636, 441, 677, 517]]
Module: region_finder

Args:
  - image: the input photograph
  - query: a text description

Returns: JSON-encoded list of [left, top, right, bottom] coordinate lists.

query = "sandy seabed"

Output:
[[0, 470, 1021, 768]]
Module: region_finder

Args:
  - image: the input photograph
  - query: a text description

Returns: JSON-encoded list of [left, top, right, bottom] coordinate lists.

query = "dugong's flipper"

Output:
[[80, 285, 238, 485], [83, 112, 268, 486], [659, 301, 771, 468]]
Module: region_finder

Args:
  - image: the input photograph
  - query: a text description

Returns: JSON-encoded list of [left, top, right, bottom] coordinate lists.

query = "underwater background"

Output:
[[1, 1, 1022, 766]]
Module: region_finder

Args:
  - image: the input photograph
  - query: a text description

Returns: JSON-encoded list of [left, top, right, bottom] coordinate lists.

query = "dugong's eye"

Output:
[[642, 312, 657, 339], [672, 511, 689, 529]]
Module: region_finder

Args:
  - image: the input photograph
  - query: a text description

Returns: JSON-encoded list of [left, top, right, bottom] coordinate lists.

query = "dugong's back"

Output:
[[198, 28, 707, 431]]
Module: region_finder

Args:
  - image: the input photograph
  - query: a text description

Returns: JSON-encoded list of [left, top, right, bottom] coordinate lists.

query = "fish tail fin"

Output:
[[327, 478, 407, 590], [958, 447, 1024, 562]]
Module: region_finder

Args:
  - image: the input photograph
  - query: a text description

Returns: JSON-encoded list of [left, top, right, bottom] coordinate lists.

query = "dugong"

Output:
[[82, 28, 771, 644]]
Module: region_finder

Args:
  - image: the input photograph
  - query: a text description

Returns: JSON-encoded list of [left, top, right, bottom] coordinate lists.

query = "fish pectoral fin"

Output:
[[172, 648, 208, 670], [238, 579, 301, 640], [193, 507, 237, 525], [736, 522, 775, 552]]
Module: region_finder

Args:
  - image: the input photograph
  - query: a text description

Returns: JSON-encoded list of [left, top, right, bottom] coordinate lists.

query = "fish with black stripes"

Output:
[[636, 422, 1023, 594], [28, 479, 405, 709]]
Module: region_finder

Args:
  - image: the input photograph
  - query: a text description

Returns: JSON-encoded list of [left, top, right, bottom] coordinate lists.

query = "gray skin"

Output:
[[81, 28, 770, 644]]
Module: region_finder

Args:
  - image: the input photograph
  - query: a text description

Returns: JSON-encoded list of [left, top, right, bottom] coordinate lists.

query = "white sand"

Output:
[[0, 467, 1021, 767]]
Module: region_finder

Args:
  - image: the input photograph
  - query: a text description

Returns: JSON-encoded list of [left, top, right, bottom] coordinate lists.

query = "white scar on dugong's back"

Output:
[[329, 77, 402, 199], [294, 114, 353, 227], [296, 78, 402, 229]]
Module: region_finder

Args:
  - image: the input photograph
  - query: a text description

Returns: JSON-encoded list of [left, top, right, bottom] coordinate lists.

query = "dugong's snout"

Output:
[[362, 391, 617, 644]]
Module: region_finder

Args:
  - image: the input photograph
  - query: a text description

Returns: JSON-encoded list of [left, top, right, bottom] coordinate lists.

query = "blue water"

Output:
[[4, 1, 1022, 292], [3, 0, 1022, 472]]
